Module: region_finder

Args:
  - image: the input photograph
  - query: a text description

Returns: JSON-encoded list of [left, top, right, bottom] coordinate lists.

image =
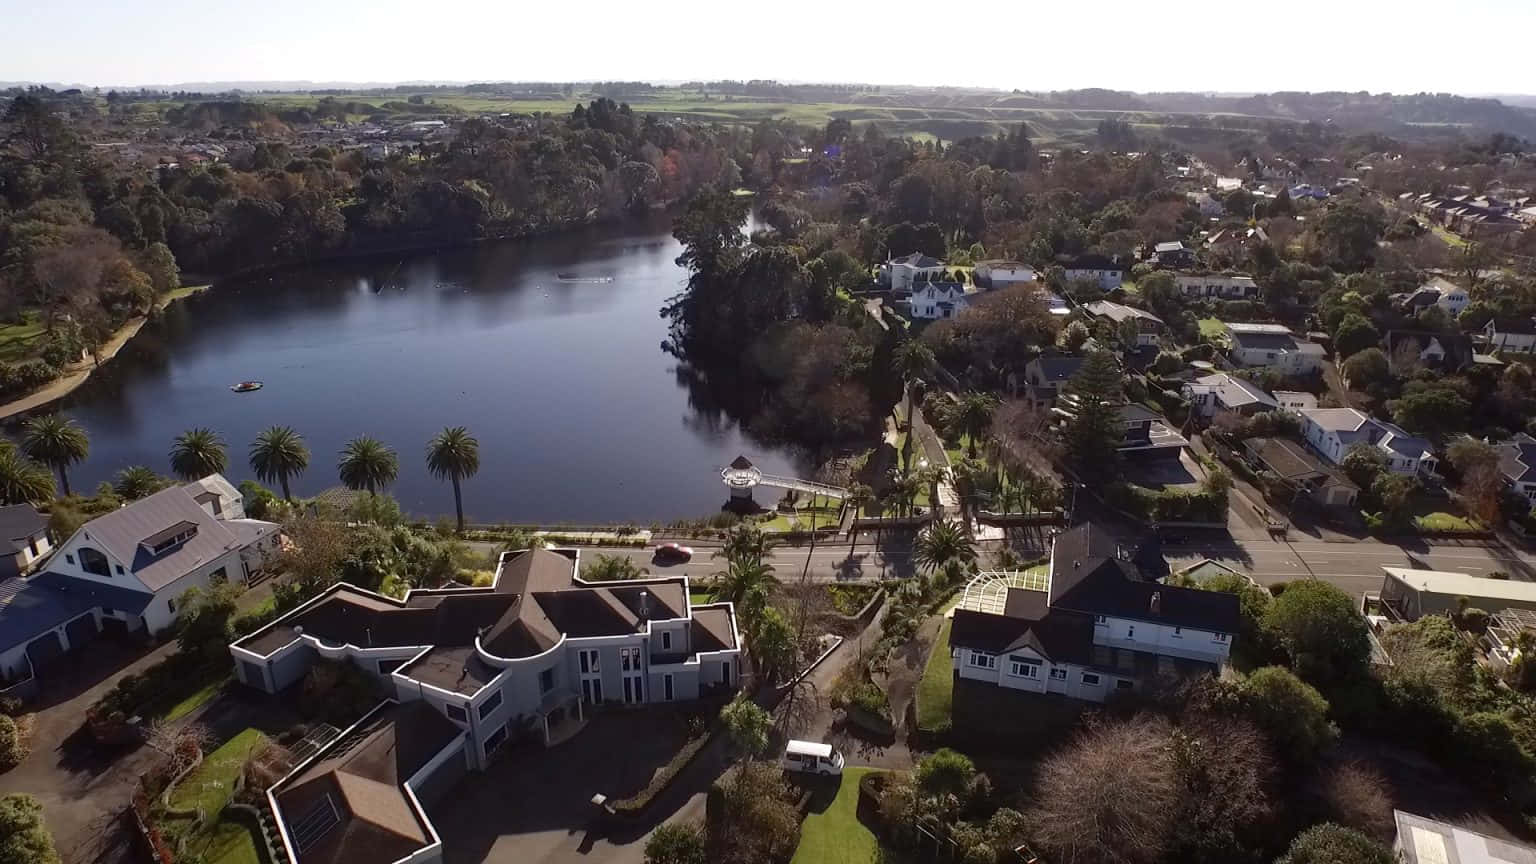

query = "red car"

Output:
[[653, 543, 694, 564]]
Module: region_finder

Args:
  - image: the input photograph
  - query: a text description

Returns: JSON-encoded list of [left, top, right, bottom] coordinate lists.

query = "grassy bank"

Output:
[[792, 767, 882, 864], [916, 617, 955, 733]]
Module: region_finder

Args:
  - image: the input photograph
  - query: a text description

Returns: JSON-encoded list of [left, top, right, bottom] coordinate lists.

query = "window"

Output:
[[167, 598, 177, 614], [1049, 668, 1067, 681], [114, 565, 124, 575], [1081, 673, 1101, 685], [1213, 633, 1229, 643], [663, 673, 674, 701], [26, 538, 36, 557], [478, 690, 503, 720], [968, 651, 996, 670], [64, 554, 73, 565], [483, 726, 506, 755], [1008, 656, 1041, 678], [210, 567, 227, 583], [1125, 625, 1135, 639], [539, 668, 555, 694], [102, 606, 115, 616], [579, 649, 600, 674], [661, 630, 672, 651], [78, 547, 110, 577], [620, 647, 641, 672], [1093, 615, 1107, 625], [445, 703, 468, 723], [1116, 679, 1134, 691], [1172, 627, 1182, 638]]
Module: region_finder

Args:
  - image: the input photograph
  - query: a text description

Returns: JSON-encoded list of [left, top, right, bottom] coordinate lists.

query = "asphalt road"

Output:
[[517, 532, 1535, 602]]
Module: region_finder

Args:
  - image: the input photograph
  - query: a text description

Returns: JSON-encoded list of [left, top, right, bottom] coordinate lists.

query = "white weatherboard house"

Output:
[[1175, 273, 1259, 299], [1299, 408, 1438, 477], [1224, 323, 1326, 375], [886, 252, 946, 292], [0, 505, 50, 580], [973, 260, 1036, 290], [910, 282, 972, 319], [1183, 373, 1280, 420], [1497, 433, 1536, 503], [0, 476, 278, 690], [947, 524, 1238, 703]]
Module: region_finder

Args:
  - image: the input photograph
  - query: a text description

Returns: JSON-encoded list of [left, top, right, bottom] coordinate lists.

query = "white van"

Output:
[[781, 739, 845, 776]]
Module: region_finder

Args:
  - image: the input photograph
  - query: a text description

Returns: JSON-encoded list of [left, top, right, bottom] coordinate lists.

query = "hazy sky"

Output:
[[4, 0, 1534, 95]]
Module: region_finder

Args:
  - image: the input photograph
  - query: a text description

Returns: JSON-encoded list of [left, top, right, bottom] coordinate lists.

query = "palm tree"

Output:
[[0, 444, 55, 505], [249, 426, 310, 500], [887, 469, 921, 518], [169, 427, 228, 480], [21, 414, 89, 496], [114, 466, 165, 500], [338, 436, 399, 494], [892, 339, 935, 429], [425, 426, 480, 533], [914, 519, 977, 581], [948, 392, 998, 458], [715, 555, 779, 610], [714, 523, 771, 567]]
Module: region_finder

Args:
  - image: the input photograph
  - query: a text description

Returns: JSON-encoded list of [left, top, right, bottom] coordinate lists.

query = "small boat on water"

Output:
[[230, 381, 263, 393], [555, 273, 615, 284]]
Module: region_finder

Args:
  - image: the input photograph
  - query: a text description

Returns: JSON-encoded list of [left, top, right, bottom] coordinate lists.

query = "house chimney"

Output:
[[639, 590, 650, 619], [1073, 560, 1081, 569], [293, 626, 304, 637], [364, 627, 372, 648], [1149, 592, 1162, 615]]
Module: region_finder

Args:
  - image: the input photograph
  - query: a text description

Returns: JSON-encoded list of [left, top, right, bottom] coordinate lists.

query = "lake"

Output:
[[40, 212, 814, 524]]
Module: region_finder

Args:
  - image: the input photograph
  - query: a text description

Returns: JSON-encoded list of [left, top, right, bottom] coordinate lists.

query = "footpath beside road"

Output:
[[0, 285, 208, 421]]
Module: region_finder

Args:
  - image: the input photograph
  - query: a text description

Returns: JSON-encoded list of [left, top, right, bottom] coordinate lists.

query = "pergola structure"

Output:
[[954, 569, 1051, 615]]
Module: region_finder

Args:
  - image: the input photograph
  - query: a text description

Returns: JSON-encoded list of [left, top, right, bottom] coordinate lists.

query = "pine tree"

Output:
[[1063, 350, 1124, 476]]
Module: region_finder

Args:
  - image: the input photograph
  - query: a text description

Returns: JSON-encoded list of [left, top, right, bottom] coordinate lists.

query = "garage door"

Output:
[[64, 614, 99, 650], [25, 632, 64, 669]]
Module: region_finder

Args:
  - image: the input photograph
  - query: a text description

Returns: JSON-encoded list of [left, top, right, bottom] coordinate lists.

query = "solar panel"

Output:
[[290, 793, 341, 853]]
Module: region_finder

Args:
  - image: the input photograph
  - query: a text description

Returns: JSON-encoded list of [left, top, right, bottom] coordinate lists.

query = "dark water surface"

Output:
[[45, 214, 810, 523]]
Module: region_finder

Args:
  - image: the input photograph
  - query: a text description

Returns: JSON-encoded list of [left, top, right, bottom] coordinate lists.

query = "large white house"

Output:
[[948, 524, 1238, 703], [1402, 276, 1469, 318], [232, 547, 740, 765], [1299, 408, 1438, 477], [1182, 373, 1280, 420], [973, 260, 1036, 290], [1175, 273, 1260, 299], [0, 476, 278, 691], [1224, 323, 1326, 375], [909, 282, 973, 319], [1059, 254, 1127, 291], [885, 252, 946, 292]]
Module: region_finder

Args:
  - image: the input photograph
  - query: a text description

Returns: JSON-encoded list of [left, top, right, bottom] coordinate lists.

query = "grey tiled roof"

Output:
[[0, 505, 46, 554], [72, 485, 244, 592]]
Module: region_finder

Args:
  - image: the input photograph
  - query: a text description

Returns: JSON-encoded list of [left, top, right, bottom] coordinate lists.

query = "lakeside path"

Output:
[[0, 284, 209, 421]]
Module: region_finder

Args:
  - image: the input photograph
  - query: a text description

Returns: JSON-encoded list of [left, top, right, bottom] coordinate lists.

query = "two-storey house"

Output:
[[1224, 323, 1326, 375], [1085, 300, 1165, 347], [1485, 317, 1536, 354], [1496, 433, 1536, 504], [1021, 354, 1086, 407], [910, 282, 972, 319], [1299, 407, 1438, 477], [1058, 254, 1127, 291], [948, 523, 1239, 703], [885, 252, 946, 292]]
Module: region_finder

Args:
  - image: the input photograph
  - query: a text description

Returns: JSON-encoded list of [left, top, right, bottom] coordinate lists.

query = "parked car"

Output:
[[781, 739, 844, 776], [652, 542, 693, 564]]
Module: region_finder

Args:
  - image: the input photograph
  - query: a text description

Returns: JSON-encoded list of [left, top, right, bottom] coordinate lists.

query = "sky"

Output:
[[4, 0, 1535, 96]]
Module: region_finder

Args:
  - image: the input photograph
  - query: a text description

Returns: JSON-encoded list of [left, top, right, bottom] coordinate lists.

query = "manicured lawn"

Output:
[[167, 728, 265, 814], [0, 311, 46, 364], [1416, 512, 1479, 532], [1198, 317, 1226, 339], [199, 817, 263, 864], [792, 767, 882, 864], [916, 617, 955, 733], [689, 588, 715, 606], [162, 673, 230, 723]]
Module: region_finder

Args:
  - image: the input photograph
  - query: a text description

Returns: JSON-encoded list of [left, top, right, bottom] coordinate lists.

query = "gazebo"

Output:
[[721, 455, 763, 502]]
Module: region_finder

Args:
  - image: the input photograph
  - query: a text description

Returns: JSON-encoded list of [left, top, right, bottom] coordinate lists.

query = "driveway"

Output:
[[0, 638, 178, 864]]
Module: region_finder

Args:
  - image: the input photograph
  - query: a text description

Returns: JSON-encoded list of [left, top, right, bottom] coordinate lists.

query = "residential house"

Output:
[[1115, 404, 1189, 460], [1058, 254, 1127, 291], [1496, 433, 1536, 503], [1401, 276, 1470, 318], [1378, 567, 1536, 621], [1215, 177, 1243, 192], [1486, 609, 1536, 675], [1224, 323, 1326, 375], [1183, 373, 1280, 420], [1394, 809, 1536, 864], [1289, 184, 1330, 200], [1242, 437, 1359, 509], [973, 260, 1036, 290], [947, 523, 1239, 703], [0, 476, 278, 691], [1174, 273, 1260, 299], [1272, 390, 1318, 412], [1085, 300, 1165, 347], [1150, 241, 1195, 269], [1298, 408, 1438, 477], [1485, 317, 1536, 354], [231, 547, 741, 768], [1022, 354, 1086, 407], [1384, 331, 1447, 373], [910, 282, 972, 319], [0, 505, 50, 580], [886, 252, 946, 292]]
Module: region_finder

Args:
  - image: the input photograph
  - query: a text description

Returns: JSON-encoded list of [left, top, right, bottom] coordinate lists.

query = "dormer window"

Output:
[[140, 521, 199, 556]]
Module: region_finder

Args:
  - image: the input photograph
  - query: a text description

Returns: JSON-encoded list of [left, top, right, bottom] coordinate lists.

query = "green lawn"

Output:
[[792, 767, 883, 864], [0, 311, 46, 364], [689, 588, 715, 606], [916, 617, 955, 733], [167, 728, 265, 815], [161, 674, 230, 723], [199, 817, 263, 864], [1416, 512, 1479, 532], [1198, 317, 1226, 339]]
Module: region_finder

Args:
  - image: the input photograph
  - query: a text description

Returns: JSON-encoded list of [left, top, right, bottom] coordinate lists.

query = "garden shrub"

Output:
[[0, 715, 23, 770]]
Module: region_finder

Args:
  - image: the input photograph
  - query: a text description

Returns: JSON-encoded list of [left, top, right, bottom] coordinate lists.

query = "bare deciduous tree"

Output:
[[1322, 759, 1395, 840], [1029, 716, 1179, 864], [144, 721, 213, 774]]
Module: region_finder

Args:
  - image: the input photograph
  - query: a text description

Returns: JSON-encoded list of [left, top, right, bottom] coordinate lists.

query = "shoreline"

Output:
[[0, 285, 210, 422]]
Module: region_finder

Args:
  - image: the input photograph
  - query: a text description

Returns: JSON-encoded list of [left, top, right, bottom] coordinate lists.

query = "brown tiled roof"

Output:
[[690, 606, 737, 653], [274, 701, 459, 864]]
